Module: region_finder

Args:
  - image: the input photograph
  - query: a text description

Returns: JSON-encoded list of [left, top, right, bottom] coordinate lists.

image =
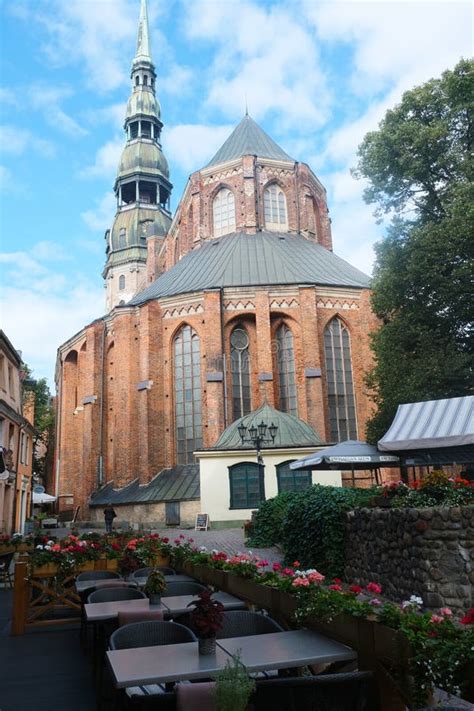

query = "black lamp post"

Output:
[[238, 420, 278, 465]]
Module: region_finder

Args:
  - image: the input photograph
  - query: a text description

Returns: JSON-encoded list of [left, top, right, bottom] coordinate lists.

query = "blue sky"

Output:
[[0, 0, 472, 387]]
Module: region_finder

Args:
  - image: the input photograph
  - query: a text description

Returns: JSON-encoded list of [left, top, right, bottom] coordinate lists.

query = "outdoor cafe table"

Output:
[[85, 598, 165, 622], [160, 591, 246, 616], [106, 629, 357, 688], [75, 574, 195, 594], [133, 574, 196, 588]]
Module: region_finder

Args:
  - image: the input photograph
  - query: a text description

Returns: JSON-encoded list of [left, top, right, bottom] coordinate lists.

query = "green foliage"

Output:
[[281, 485, 376, 578], [144, 568, 166, 595], [22, 365, 55, 479], [354, 59, 474, 442], [214, 652, 255, 711], [247, 491, 300, 547]]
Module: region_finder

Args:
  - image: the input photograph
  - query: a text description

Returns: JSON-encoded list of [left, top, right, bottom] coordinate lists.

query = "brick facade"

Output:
[[55, 146, 378, 521]]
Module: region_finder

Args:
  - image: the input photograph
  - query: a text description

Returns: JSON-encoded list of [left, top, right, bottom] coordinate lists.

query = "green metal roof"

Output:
[[207, 115, 293, 167], [212, 404, 323, 450], [129, 231, 370, 305], [89, 465, 200, 506]]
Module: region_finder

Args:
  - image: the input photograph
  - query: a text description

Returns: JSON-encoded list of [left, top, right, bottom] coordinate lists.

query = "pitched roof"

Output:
[[378, 396, 474, 451], [89, 465, 200, 506], [206, 115, 293, 167], [129, 231, 370, 305], [210, 404, 323, 450]]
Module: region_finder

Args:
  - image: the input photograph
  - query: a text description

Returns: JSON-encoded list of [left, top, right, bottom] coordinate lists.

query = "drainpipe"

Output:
[[294, 162, 301, 234], [97, 320, 107, 488], [219, 288, 228, 428], [253, 155, 260, 231]]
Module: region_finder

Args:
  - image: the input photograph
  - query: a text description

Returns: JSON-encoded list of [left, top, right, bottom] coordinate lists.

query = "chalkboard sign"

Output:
[[195, 513, 209, 531]]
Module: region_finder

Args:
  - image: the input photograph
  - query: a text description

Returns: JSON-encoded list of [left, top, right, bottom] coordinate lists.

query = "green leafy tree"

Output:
[[354, 58, 474, 442], [22, 366, 55, 481]]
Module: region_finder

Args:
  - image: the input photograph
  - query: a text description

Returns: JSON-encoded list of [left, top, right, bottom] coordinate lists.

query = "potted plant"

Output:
[[214, 652, 255, 711], [187, 590, 224, 655], [144, 568, 166, 604]]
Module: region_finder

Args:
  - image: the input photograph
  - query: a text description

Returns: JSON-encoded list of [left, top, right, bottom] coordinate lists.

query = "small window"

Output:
[[276, 461, 312, 493], [8, 365, 13, 394], [135, 76, 140, 86], [264, 184, 288, 230], [143, 74, 148, 86], [229, 462, 265, 509], [118, 228, 126, 249], [213, 188, 236, 237], [130, 122, 139, 139], [119, 275, 125, 290], [141, 121, 151, 138]]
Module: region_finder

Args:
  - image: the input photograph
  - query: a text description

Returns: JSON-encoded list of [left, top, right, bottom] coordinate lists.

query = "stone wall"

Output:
[[88, 499, 200, 529], [344, 505, 474, 613]]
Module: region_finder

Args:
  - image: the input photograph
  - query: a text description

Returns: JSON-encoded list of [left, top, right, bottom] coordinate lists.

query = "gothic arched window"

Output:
[[213, 188, 236, 237], [230, 327, 251, 421], [276, 324, 297, 415], [264, 184, 288, 230], [118, 275, 125, 291], [323, 317, 358, 442], [174, 325, 202, 464]]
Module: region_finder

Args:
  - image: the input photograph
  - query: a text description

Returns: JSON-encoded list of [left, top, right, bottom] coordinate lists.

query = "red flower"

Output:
[[460, 608, 474, 625], [366, 582, 382, 594], [281, 567, 295, 577], [349, 584, 363, 594], [329, 584, 342, 591], [162, 537, 169, 544], [293, 560, 301, 568], [333, 578, 342, 584], [272, 562, 282, 572]]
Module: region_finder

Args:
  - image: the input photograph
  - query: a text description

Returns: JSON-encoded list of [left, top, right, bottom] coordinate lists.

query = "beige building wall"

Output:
[[88, 499, 200, 529], [197, 448, 341, 525]]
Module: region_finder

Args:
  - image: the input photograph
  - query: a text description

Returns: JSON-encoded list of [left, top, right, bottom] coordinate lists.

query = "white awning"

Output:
[[32, 492, 57, 504], [378, 396, 474, 451]]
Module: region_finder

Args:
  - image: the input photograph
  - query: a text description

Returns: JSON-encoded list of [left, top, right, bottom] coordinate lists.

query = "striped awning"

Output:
[[378, 396, 474, 451]]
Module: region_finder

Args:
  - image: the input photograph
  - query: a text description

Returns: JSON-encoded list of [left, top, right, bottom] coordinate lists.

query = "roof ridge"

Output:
[[206, 115, 293, 167]]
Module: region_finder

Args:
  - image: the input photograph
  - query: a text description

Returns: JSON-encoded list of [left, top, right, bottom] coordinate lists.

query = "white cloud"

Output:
[[164, 123, 234, 173], [31, 241, 72, 262], [29, 84, 88, 138], [81, 192, 117, 232], [81, 137, 123, 179], [159, 65, 194, 96], [0, 125, 55, 158], [183, 0, 331, 127]]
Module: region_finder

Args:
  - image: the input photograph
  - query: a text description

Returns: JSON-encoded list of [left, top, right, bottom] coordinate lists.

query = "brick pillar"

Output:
[[255, 292, 275, 406], [202, 291, 226, 447], [299, 287, 327, 441]]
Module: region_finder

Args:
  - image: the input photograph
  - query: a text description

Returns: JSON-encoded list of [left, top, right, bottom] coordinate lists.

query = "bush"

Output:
[[247, 491, 300, 547], [281, 485, 376, 578]]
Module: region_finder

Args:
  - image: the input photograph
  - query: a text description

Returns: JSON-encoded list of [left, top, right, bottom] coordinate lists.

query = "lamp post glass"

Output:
[[238, 421, 278, 465]]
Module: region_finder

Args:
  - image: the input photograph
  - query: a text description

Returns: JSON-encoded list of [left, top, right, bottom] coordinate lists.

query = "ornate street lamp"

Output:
[[238, 420, 278, 465]]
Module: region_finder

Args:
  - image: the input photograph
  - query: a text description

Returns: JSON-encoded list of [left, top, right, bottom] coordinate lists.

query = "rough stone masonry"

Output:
[[344, 505, 474, 613]]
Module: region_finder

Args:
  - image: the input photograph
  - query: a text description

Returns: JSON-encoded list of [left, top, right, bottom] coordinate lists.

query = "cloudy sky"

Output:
[[0, 0, 471, 386]]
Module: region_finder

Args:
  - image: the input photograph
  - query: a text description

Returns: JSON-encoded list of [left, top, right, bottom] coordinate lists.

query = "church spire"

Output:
[[134, 0, 152, 67]]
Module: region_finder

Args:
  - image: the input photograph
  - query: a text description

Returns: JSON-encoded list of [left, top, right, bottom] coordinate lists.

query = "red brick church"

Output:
[[54, 0, 377, 526]]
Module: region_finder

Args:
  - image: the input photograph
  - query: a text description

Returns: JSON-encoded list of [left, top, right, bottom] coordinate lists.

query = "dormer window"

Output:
[[130, 122, 138, 139], [143, 75, 148, 86], [119, 275, 125, 290], [135, 76, 140, 86], [213, 188, 236, 237], [118, 228, 126, 248], [264, 184, 288, 231]]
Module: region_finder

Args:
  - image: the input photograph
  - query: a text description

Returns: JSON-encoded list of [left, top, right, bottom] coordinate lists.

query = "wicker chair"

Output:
[[0, 552, 14, 588], [133, 567, 176, 578], [163, 581, 207, 596], [76, 570, 122, 582], [216, 610, 284, 639], [109, 621, 197, 709], [87, 587, 147, 604], [252, 672, 373, 711]]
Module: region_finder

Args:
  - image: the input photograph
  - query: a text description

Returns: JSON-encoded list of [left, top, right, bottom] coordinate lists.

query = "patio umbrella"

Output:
[[32, 492, 57, 504]]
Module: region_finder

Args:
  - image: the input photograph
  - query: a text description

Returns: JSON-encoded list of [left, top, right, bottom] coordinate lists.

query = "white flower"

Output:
[[199, 546, 207, 551], [35, 544, 43, 550], [211, 549, 218, 554], [47, 540, 54, 546], [409, 595, 423, 606], [44, 545, 52, 551]]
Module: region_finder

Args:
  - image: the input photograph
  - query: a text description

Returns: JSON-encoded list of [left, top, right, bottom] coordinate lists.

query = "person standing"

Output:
[[103, 503, 117, 534]]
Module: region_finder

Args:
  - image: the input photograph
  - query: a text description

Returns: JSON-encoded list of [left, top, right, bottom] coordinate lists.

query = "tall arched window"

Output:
[[213, 188, 235, 237], [174, 325, 202, 463], [118, 275, 125, 291], [276, 324, 297, 415], [323, 318, 358, 442], [118, 227, 126, 248], [264, 184, 288, 230], [230, 327, 251, 421]]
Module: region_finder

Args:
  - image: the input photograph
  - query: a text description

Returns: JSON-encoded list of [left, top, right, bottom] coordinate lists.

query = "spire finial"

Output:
[[134, 0, 152, 65], [245, 93, 249, 117]]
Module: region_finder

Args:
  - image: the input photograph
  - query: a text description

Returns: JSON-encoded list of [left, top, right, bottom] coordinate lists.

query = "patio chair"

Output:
[[0, 552, 14, 588], [133, 566, 176, 578], [77, 570, 122, 582], [216, 610, 284, 638], [87, 587, 146, 604], [109, 621, 196, 708], [163, 581, 207, 596], [252, 671, 373, 711], [80, 581, 138, 650], [118, 609, 164, 626]]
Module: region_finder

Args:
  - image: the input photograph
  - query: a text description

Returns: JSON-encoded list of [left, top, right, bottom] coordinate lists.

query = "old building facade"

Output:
[[54, 0, 378, 526]]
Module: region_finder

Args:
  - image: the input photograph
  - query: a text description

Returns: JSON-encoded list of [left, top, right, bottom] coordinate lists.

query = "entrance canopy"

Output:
[[290, 440, 400, 471], [32, 492, 57, 504], [378, 396, 474, 451]]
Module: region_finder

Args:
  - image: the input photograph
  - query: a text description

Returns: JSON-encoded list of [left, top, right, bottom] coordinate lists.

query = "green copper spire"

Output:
[[134, 0, 152, 66]]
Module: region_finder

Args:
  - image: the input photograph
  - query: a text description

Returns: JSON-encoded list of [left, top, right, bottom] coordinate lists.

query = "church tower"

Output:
[[103, 0, 172, 311]]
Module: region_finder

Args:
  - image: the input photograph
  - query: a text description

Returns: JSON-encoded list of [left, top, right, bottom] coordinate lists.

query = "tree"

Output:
[[354, 59, 474, 442], [22, 366, 55, 481]]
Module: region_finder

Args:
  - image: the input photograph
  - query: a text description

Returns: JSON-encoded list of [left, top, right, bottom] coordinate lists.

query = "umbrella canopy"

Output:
[[32, 492, 57, 504], [290, 440, 400, 471]]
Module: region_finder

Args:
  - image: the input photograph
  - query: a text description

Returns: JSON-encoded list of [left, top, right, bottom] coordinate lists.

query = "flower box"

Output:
[[76, 561, 95, 572], [31, 563, 59, 576], [150, 554, 170, 567], [226, 574, 273, 609]]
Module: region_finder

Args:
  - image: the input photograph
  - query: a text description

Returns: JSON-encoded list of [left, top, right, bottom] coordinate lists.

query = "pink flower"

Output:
[[51, 544, 61, 552], [292, 577, 309, 587], [174, 539, 181, 545], [179, 534, 185, 539], [308, 571, 325, 584], [257, 560, 269, 568], [293, 560, 301, 568], [430, 614, 444, 624], [440, 607, 452, 617], [188, 538, 194, 543], [366, 582, 382, 594], [333, 578, 342, 584], [162, 537, 169, 544], [281, 567, 295, 577], [329, 584, 342, 591], [272, 562, 282, 572], [369, 598, 382, 606]]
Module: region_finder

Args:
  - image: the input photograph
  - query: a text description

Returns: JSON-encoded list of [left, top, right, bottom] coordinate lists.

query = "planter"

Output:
[[198, 637, 216, 655], [180, 560, 197, 577], [199, 567, 228, 590], [31, 563, 59, 576], [226, 574, 273, 610], [270, 589, 299, 621], [105, 558, 119, 571], [149, 593, 162, 605], [76, 561, 95, 572], [150, 554, 170, 567]]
